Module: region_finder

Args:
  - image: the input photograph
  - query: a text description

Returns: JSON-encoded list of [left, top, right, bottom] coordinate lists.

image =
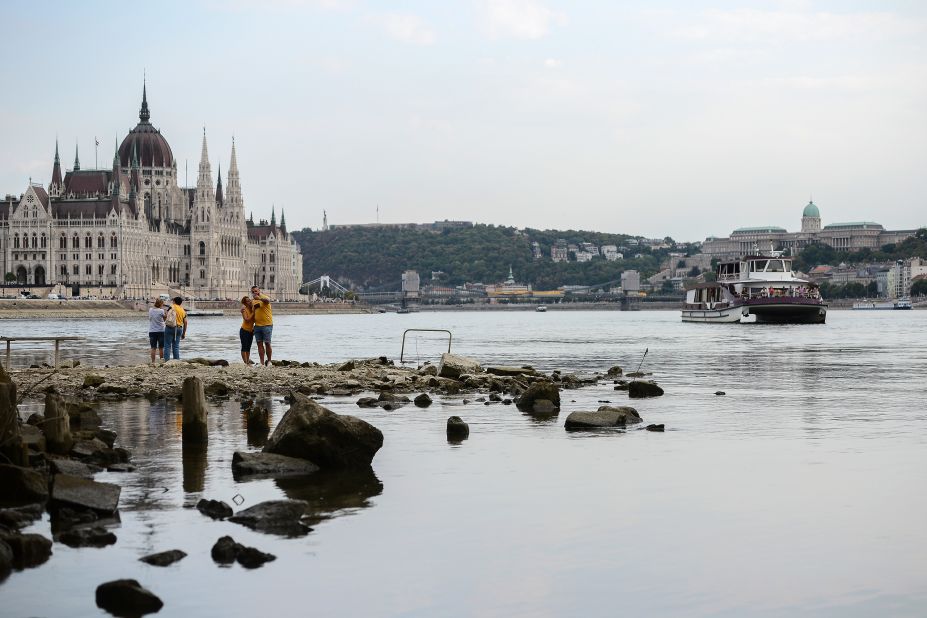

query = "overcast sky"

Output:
[[1, 0, 925, 241]]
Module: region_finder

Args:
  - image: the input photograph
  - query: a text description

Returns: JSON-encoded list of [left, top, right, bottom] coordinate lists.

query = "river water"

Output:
[[3, 310, 927, 617]]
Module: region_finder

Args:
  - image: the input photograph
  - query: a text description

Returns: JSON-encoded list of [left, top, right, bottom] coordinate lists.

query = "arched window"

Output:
[[13, 234, 19, 249], [72, 235, 79, 249], [72, 265, 78, 275], [60, 265, 67, 277], [31, 234, 37, 248], [270, 252, 275, 263], [198, 241, 206, 256], [85, 264, 91, 275], [110, 234, 118, 249], [41, 234, 47, 249], [97, 235, 105, 248], [59, 234, 66, 249], [84, 235, 92, 249]]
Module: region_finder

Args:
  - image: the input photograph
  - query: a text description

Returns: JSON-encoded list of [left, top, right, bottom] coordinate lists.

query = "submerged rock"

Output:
[[95, 579, 163, 617], [231, 451, 319, 479], [50, 474, 121, 514], [446, 416, 469, 441], [564, 406, 642, 429], [413, 393, 432, 408], [263, 393, 383, 470], [715, 391, 726, 396], [57, 525, 117, 548], [606, 365, 624, 376], [210, 535, 276, 569], [646, 424, 665, 432], [196, 499, 233, 520], [0, 532, 52, 569], [515, 381, 561, 413], [628, 381, 664, 399], [140, 549, 187, 567], [228, 499, 313, 537]]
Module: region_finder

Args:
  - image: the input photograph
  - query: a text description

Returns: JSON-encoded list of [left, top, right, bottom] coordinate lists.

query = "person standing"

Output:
[[148, 298, 167, 364], [164, 296, 188, 361], [250, 286, 273, 366], [239, 295, 255, 365]]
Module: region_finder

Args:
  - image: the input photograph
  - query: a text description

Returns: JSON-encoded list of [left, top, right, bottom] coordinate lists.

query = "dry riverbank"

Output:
[[0, 299, 372, 320]]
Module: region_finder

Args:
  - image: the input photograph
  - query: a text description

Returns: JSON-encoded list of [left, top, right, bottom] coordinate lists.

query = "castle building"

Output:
[[701, 201, 918, 258], [1, 84, 303, 299]]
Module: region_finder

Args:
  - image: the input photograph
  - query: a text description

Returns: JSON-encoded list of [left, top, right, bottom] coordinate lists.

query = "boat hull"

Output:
[[681, 306, 746, 323], [746, 302, 826, 324]]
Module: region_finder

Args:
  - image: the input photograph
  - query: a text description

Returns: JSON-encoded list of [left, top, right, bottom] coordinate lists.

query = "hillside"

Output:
[[292, 224, 678, 290], [793, 228, 927, 271]]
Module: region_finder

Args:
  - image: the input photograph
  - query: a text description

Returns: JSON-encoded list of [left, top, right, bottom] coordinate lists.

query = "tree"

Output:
[[688, 266, 701, 277], [4, 272, 14, 283], [661, 279, 674, 293], [911, 279, 927, 297]]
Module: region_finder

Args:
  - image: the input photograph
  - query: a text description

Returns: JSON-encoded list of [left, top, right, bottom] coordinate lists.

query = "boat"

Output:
[[682, 255, 827, 324], [853, 297, 912, 310], [536, 305, 547, 312], [184, 296, 224, 317]]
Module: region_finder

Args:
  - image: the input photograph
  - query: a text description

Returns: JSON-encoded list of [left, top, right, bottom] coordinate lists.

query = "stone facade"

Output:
[[701, 201, 918, 259], [1, 85, 303, 300]]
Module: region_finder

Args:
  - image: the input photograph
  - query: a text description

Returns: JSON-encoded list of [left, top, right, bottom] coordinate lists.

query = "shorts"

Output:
[[254, 325, 273, 343], [149, 332, 165, 349], [240, 327, 254, 352]]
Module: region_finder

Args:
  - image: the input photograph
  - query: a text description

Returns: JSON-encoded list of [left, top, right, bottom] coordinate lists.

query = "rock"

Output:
[[0, 504, 43, 530], [337, 360, 355, 371], [139, 549, 187, 567], [211, 535, 240, 564], [418, 364, 437, 376], [231, 451, 319, 478], [228, 499, 313, 537], [107, 463, 136, 473], [446, 416, 469, 441], [530, 399, 558, 414], [94, 429, 118, 448], [564, 406, 643, 429], [0, 532, 52, 569], [626, 371, 647, 378], [57, 525, 117, 548], [204, 381, 230, 397], [515, 381, 561, 413], [196, 499, 233, 520], [355, 397, 379, 408], [646, 424, 665, 432], [236, 546, 277, 569], [263, 393, 383, 469], [377, 392, 410, 403], [628, 380, 664, 399], [502, 398, 513, 405], [437, 353, 482, 380], [95, 579, 163, 617], [485, 366, 537, 377], [0, 538, 11, 579], [83, 375, 105, 388], [715, 391, 726, 396], [613, 381, 630, 391], [606, 365, 624, 376], [488, 392, 502, 402], [50, 474, 121, 514], [21, 424, 46, 452], [69, 406, 102, 431], [0, 464, 48, 507], [97, 384, 128, 395], [50, 506, 98, 529], [181, 376, 208, 443], [26, 412, 45, 426], [413, 393, 432, 408]]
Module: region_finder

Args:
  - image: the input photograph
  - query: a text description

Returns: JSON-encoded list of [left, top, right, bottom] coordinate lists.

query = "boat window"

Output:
[[783, 260, 791, 271], [767, 260, 784, 272], [751, 260, 767, 272]]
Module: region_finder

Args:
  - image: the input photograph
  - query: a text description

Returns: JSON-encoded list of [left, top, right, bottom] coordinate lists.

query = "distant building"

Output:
[[621, 270, 640, 292], [401, 270, 420, 298], [531, 241, 542, 260], [575, 252, 593, 262], [551, 240, 568, 263], [601, 245, 622, 261]]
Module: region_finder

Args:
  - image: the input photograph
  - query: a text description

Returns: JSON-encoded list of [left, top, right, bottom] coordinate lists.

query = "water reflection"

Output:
[[274, 467, 383, 526], [181, 442, 208, 493]]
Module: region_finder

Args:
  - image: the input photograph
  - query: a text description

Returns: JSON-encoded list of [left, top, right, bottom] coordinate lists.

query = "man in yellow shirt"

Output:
[[164, 296, 188, 361], [251, 286, 273, 366]]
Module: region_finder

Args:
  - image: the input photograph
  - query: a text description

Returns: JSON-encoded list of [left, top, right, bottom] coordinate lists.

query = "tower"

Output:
[[73, 142, 80, 171], [49, 140, 63, 197], [191, 129, 216, 293], [801, 200, 821, 234], [215, 163, 224, 207]]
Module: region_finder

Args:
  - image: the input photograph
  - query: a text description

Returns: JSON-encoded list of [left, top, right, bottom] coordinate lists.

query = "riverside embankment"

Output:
[[0, 299, 372, 320]]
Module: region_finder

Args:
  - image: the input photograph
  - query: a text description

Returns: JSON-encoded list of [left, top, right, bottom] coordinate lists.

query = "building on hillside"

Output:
[[601, 245, 622, 261], [2, 83, 303, 300], [551, 240, 568, 263], [531, 241, 542, 260], [701, 201, 918, 258]]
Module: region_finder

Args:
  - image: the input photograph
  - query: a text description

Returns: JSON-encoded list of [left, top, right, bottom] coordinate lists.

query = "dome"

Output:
[[118, 83, 174, 168], [802, 200, 820, 218]]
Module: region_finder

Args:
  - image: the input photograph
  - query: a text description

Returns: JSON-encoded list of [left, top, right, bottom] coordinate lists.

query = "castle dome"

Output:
[[802, 200, 820, 218], [118, 82, 174, 169]]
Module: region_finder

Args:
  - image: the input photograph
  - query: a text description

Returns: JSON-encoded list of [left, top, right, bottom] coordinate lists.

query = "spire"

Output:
[[194, 128, 215, 211], [215, 163, 224, 206], [280, 209, 286, 227], [50, 140, 63, 194], [73, 142, 80, 171], [226, 137, 243, 213], [139, 76, 150, 123], [270, 205, 276, 226], [131, 141, 139, 168], [112, 142, 121, 200]]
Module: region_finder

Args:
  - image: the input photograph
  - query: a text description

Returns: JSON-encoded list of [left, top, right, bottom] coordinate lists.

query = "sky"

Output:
[[1, 0, 925, 241]]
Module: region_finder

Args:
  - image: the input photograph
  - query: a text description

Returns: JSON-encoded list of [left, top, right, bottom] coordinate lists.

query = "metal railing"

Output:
[[400, 329, 452, 364]]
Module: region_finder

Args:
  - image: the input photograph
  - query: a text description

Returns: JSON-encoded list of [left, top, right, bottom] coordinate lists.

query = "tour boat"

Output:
[[852, 297, 912, 310], [682, 255, 827, 324], [536, 305, 547, 312]]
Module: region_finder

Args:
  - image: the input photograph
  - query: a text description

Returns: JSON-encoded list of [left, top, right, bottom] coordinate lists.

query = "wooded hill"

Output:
[[292, 224, 680, 291]]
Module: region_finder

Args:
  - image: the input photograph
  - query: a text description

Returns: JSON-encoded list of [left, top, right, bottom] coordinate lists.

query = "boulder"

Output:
[[646, 424, 665, 432], [83, 375, 105, 388], [211, 536, 276, 569], [446, 416, 469, 441], [485, 366, 537, 377], [0, 538, 11, 579], [94, 429, 118, 448], [515, 381, 561, 413], [140, 549, 187, 567], [57, 525, 117, 548], [231, 451, 319, 479], [437, 353, 482, 380], [50, 474, 120, 514], [228, 499, 313, 537], [530, 399, 558, 414], [413, 393, 432, 408], [0, 464, 48, 507], [606, 365, 624, 376], [0, 532, 52, 569], [204, 381, 230, 397], [418, 364, 438, 376], [95, 579, 163, 617], [564, 406, 643, 429], [263, 393, 383, 469], [236, 545, 277, 569], [0, 504, 43, 530], [355, 397, 379, 408], [196, 499, 233, 520], [628, 380, 664, 399]]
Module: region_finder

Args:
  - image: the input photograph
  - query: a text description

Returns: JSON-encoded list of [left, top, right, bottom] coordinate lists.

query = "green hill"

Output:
[[292, 224, 679, 290]]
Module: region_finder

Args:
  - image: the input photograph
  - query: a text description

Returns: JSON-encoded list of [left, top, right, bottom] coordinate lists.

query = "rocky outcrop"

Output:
[[446, 416, 469, 441], [437, 353, 482, 380], [231, 451, 319, 479], [263, 393, 383, 469], [50, 474, 120, 514], [628, 380, 664, 398], [564, 406, 642, 429], [0, 464, 48, 507], [196, 499, 233, 520], [140, 549, 187, 567], [228, 499, 313, 537], [515, 381, 561, 413], [95, 579, 163, 617]]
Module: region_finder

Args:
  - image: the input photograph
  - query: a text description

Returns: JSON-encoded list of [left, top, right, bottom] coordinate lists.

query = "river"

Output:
[[3, 310, 927, 616]]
